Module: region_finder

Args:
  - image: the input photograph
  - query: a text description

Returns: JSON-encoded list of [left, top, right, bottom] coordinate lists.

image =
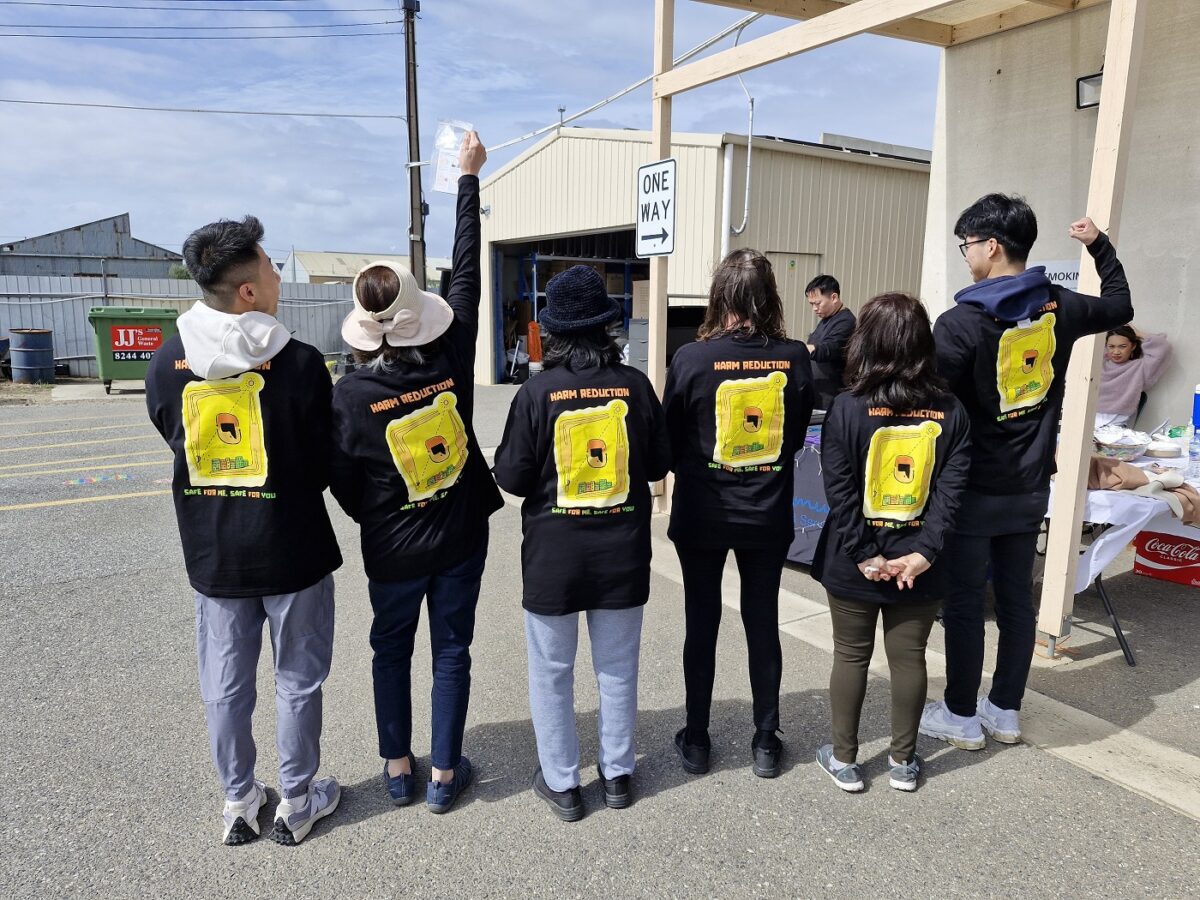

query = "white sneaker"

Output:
[[977, 696, 1021, 743], [222, 780, 266, 846], [270, 776, 341, 846], [919, 700, 986, 750]]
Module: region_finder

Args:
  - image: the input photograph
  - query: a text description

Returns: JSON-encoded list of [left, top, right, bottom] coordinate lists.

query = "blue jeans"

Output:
[[195, 574, 335, 801], [367, 531, 487, 770]]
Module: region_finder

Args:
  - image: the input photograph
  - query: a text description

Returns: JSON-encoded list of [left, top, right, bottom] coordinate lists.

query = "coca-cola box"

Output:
[[1133, 529, 1200, 587]]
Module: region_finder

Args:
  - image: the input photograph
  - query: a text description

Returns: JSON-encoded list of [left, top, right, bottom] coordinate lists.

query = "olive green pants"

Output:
[[826, 592, 940, 765]]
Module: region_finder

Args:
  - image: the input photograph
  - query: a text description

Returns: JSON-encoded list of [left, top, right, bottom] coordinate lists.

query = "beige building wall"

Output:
[[727, 137, 930, 341], [921, 1, 1199, 429], [478, 129, 724, 382]]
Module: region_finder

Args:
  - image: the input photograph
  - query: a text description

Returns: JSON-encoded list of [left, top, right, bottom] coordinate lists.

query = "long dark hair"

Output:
[[697, 248, 787, 342], [351, 265, 439, 368], [542, 325, 622, 370], [1105, 324, 1143, 359], [844, 292, 946, 409]]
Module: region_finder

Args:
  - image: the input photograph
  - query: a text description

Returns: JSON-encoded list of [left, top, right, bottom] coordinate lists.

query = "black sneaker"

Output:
[[597, 766, 632, 810], [532, 767, 584, 822], [751, 729, 782, 778], [674, 727, 710, 775]]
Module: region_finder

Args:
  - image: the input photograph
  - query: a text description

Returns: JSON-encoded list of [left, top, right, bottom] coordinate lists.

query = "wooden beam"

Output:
[[1025, 0, 1076, 9], [696, 0, 952, 46], [1038, 0, 1147, 647], [951, 0, 1105, 45], [654, 0, 961, 98], [648, 0, 673, 399]]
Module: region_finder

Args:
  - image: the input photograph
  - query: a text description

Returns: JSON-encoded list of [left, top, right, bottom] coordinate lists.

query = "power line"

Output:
[[0, 29, 404, 38], [0, 98, 405, 119], [4, 18, 399, 28], [0, 2, 393, 9]]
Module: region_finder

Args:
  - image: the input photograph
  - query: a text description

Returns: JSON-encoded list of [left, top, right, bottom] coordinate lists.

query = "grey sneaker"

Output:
[[919, 700, 986, 750], [222, 780, 266, 846], [815, 744, 864, 792], [270, 777, 341, 846], [977, 696, 1021, 743], [888, 753, 923, 792]]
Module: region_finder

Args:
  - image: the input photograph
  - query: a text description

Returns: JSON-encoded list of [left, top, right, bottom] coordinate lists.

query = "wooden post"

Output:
[[1037, 0, 1147, 651], [649, 0, 674, 509]]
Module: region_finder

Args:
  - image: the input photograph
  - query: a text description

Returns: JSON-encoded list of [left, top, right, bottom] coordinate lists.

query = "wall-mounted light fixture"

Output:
[[1076, 71, 1103, 109]]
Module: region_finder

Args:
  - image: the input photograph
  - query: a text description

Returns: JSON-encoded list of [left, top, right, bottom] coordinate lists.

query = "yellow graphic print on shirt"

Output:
[[182, 371, 269, 487], [553, 399, 630, 509], [863, 421, 942, 522], [996, 314, 1056, 415], [385, 392, 469, 502], [713, 370, 787, 467]]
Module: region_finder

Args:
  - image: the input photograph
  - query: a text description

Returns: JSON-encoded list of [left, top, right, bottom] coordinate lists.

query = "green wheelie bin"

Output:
[[87, 306, 180, 394]]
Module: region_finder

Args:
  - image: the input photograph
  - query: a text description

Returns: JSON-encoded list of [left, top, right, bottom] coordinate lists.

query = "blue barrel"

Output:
[[10, 329, 55, 384]]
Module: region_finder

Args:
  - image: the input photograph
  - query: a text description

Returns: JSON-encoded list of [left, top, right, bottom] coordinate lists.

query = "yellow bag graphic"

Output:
[[385, 392, 469, 502], [182, 371, 269, 487], [996, 314, 1056, 414], [553, 399, 630, 509], [863, 421, 942, 521], [713, 371, 787, 467]]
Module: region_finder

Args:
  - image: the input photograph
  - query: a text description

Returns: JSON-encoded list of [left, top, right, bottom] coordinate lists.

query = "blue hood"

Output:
[[953, 266, 1052, 322]]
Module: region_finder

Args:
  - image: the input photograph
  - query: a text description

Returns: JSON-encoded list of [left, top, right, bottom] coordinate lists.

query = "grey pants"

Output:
[[195, 575, 335, 801], [524, 606, 644, 793]]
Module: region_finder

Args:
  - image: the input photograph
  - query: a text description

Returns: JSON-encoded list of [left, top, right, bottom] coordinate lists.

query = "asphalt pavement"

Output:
[[1, 385, 1197, 899]]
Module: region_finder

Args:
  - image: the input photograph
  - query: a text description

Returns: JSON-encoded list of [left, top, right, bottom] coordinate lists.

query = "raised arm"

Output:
[[445, 131, 487, 342], [1067, 217, 1133, 335], [1135, 330, 1171, 389]]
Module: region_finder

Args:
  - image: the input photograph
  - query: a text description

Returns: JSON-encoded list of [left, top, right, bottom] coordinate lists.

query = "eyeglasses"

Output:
[[958, 238, 990, 258]]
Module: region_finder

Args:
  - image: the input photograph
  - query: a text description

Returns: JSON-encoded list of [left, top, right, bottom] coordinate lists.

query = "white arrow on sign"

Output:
[[635, 157, 676, 258]]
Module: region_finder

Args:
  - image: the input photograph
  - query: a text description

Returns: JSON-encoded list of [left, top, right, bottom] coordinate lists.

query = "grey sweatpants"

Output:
[[195, 574, 335, 801], [524, 606, 644, 793]]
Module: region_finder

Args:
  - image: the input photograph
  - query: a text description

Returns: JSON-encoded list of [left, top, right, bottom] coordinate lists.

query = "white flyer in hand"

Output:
[[433, 119, 473, 194]]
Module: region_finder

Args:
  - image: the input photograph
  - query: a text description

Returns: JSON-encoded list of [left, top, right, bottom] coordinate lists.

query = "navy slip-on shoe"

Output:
[[426, 757, 473, 814], [383, 753, 418, 806]]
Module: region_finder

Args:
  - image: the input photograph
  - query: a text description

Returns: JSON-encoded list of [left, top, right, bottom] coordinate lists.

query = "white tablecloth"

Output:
[[1047, 488, 1175, 593]]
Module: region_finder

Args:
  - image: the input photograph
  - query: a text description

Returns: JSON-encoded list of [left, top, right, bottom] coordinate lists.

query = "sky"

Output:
[[0, 0, 941, 261]]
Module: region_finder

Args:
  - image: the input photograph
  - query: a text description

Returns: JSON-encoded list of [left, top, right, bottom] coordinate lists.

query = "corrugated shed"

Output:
[[726, 137, 929, 340]]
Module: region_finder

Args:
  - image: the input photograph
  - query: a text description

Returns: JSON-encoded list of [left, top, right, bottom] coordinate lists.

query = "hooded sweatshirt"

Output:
[[146, 303, 342, 598], [933, 233, 1132, 501]]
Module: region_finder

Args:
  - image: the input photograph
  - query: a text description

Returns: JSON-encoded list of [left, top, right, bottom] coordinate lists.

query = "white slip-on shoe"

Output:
[[222, 780, 267, 846], [270, 777, 341, 846], [919, 700, 986, 751], [977, 695, 1022, 744]]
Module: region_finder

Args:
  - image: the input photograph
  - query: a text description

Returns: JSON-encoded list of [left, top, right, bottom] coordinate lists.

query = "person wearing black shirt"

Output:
[[663, 248, 815, 779], [804, 274, 856, 409], [330, 132, 502, 815], [146, 216, 343, 846], [493, 266, 671, 821], [920, 195, 1133, 751], [812, 293, 971, 793]]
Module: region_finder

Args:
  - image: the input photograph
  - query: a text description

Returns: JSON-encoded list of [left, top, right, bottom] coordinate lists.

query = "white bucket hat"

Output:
[[341, 260, 453, 351]]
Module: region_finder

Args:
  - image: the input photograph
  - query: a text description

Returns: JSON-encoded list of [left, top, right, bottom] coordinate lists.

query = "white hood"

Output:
[[177, 300, 291, 380]]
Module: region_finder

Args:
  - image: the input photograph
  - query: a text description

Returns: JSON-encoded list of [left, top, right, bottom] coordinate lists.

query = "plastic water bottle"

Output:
[[1189, 385, 1200, 482]]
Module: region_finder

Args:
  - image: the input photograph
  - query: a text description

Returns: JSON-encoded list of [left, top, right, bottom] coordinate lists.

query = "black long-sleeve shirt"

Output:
[[330, 175, 502, 580], [663, 333, 815, 548], [812, 391, 971, 603], [492, 362, 671, 615], [807, 306, 856, 409], [934, 234, 1132, 496], [146, 337, 342, 598]]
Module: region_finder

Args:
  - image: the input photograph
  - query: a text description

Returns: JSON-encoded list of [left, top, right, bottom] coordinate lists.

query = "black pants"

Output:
[[939, 529, 1039, 717], [676, 543, 787, 735]]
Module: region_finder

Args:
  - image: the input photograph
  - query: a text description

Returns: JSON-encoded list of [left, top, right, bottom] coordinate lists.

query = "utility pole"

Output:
[[403, 0, 427, 289]]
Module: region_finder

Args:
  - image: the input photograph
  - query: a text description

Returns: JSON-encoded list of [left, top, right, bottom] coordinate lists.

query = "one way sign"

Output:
[[635, 158, 676, 258]]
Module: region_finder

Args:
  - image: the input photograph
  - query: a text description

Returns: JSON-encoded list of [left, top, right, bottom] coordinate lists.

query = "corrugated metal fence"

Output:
[[0, 276, 353, 378]]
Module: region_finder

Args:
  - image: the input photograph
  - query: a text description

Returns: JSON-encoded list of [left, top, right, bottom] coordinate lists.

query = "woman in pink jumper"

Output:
[[1096, 324, 1170, 427]]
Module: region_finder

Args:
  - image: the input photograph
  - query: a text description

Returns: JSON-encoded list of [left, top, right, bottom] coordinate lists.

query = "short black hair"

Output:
[[182, 216, 265, 307], [542, 325, 622, 371], [954, 193, 1038, 263], [805, 274, 840, 297]]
